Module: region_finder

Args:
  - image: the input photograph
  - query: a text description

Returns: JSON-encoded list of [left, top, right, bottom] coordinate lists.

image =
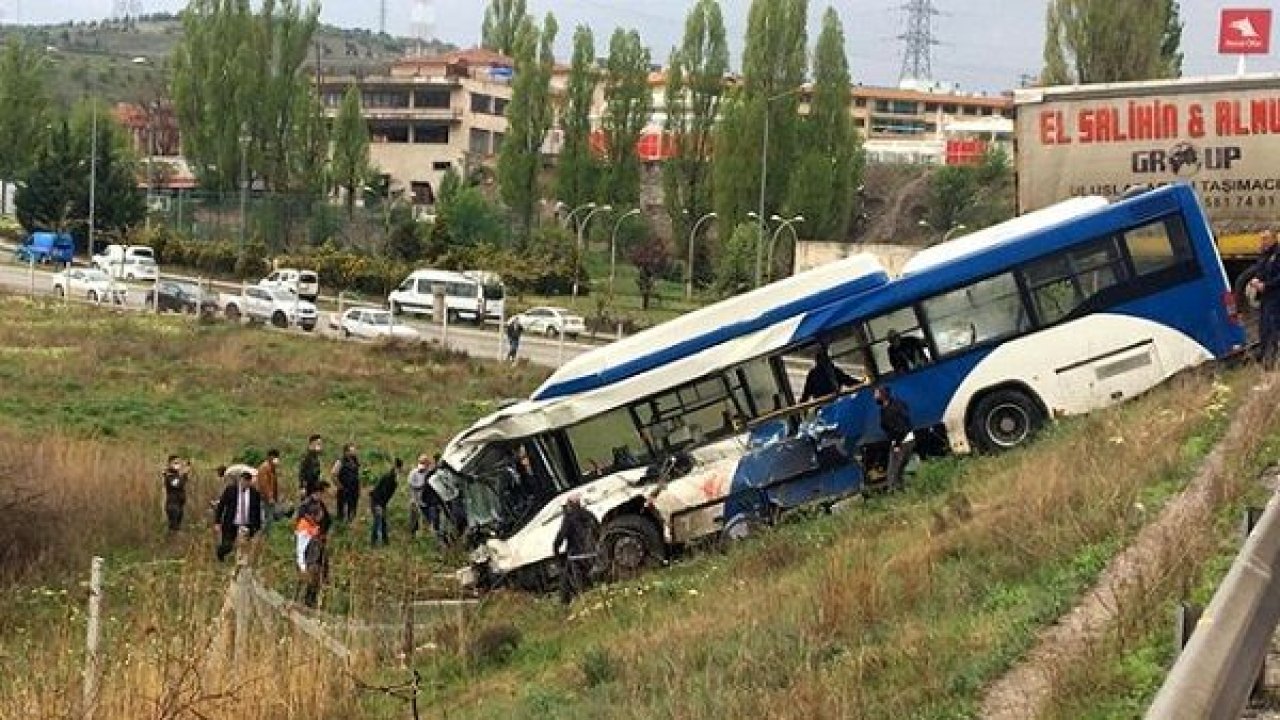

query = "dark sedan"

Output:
[[145, 281, 219, 316]]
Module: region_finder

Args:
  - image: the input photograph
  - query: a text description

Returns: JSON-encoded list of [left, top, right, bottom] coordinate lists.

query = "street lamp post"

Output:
[[918, 219, 967, 247], [609, 208, 642, 296], [88, 100, 97, 263], [755, 86, 804, 288], [683, 210, 716, 300], [766, 214, 804, 283], [573, 204, 612, 300], [238, 128, 250, 251]]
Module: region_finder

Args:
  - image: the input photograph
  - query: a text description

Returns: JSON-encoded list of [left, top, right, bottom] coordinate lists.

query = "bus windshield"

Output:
[[457, 440, 565, 540]]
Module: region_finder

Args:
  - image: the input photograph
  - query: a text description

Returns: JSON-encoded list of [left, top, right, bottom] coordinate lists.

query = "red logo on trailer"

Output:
[[1219, 9, 1272, 54]]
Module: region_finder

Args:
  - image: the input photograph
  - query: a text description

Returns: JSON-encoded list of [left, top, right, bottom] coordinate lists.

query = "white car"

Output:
[[51, 268, 127, 304], [220, 286, 318, 331], [514, 306, 586, 338], [336, 308, 421, 341], [259, 269, 319, 302]]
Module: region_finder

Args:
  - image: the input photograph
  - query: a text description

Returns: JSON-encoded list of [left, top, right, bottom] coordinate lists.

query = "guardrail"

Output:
[[1145, 493, 1280, 719]]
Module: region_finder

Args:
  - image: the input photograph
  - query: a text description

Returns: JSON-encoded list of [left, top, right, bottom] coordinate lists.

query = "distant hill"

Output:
[[0, 14, 455, 108]]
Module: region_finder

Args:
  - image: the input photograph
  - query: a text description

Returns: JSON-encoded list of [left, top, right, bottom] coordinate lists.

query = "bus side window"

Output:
[[865, 307, 932, 376], [922, 272, 1026, 357], [1124, 217, 1194, 277]]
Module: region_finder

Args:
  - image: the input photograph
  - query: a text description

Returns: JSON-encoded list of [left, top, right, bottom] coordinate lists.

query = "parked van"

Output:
[[388, 269, 505, 324], [93, 244, 158, 281], [14, 232, 75, 264]]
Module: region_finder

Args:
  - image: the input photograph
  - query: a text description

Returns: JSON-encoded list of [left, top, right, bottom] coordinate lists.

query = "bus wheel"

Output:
[[600, 515, 663, 580], [968, 389, 1044, 453]]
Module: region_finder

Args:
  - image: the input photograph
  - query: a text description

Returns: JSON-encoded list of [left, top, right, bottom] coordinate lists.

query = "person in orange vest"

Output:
[[294, 501, 326, 608]]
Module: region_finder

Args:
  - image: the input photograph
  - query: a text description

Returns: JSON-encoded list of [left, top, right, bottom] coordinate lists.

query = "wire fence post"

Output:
[[233, 554, 250, 668], [557, 324, 566, 365], [495, 305, 505, 362], [82, 556, 104, 719]]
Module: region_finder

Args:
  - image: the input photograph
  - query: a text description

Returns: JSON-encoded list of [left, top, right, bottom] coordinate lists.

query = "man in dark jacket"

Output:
[[299, 434, 323, 497], [332, 443, 361, 523], [553, 494, 601, 605], [800, 346, 862, 403], [369, 458, 400, 546], [214, 470, 263, 561], [1249, 230, 1280, 369], [161, 455, 189, 533], [875, 386, 915, 491]]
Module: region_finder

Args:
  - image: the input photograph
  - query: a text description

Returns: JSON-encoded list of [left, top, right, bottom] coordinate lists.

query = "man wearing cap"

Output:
[[553, 494, 600, 605], [213, 469, 263, 561]]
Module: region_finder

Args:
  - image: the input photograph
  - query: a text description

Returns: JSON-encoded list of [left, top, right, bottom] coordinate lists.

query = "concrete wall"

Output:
[[794, 241, 918, 277]]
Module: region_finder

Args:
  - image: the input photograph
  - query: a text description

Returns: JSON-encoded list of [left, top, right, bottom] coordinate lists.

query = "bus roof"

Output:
[[532, 254, 890, 400], [902, 196, 1109, 276]]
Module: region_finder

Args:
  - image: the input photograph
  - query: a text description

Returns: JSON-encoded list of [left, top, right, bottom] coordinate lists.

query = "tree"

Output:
[[172, 0, 322, 193], [715, 222, 760, 296], [481, 0, 527, 56], [1042, 0, 1182, 84], [713, 0, 808, 238], [331, 84, 370, 217], [629, 235, 672, 310], [0, 40, 50, 210], [923, 166, 978, 239], [555, 25, 598, 215], [16, 105, 144, 253], [662, 0, 728, 282], [786, 7, 861, 243], [497, 12, 557, 242], [600, 28, 651, 208], [439, 186, 505, 249]]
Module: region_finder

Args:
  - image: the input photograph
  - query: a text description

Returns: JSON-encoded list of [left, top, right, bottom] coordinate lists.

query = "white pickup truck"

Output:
[[220, 286, 318, 331], [259, 268, 319, 302], [93, 244, 158, 281]]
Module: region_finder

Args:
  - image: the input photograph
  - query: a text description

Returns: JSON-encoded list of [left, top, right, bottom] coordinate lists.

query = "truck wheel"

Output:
[[271, 311, 288, 329], [87, 290, 99, 303], [599, 514, 664, 580], [225, 304, 241, 322], [967, 388, 1045, 454]]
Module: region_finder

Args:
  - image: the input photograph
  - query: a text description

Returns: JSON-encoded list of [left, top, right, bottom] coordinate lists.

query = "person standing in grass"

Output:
[[255, 449, 281, 532], [505, 316, 523, 363], [213, 470, 263, 561], [553, 494, 600, 605], [332, 443, 361, 523], [299, 434, 323, 498], [1248, 230, 1280, 369], [875, 386, 915, 492], [369, 458, 401, 547], [161, 455, 190, 533], [294, 503, 325, 608]]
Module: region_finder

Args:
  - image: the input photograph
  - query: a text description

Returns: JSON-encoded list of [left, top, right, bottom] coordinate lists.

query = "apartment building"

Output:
[[316, 47, 514, 205]]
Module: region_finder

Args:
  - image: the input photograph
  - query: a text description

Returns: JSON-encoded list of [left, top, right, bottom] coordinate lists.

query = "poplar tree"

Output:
[[331, 84, 370, 217], [1042, 0, 1182, 84], [481, 0, 528, 56], [713, 0, 808, 238], [663, 0, 728, 282], [555, 25, 599, 215], [497, 12, 557, 241], [0, 40, 50, 211], [787, 7, 861, 243], [600, 28, 651, 208]]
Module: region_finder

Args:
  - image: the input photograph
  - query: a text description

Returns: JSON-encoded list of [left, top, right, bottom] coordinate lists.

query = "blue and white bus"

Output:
[[443, 184, 1245, 589]]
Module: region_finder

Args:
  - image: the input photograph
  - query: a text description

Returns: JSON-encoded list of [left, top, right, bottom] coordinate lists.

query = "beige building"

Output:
[[316, 47, 515, 206]]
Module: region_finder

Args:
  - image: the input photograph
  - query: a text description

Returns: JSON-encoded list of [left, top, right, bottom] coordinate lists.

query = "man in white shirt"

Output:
[[214, 470, 263, 561]]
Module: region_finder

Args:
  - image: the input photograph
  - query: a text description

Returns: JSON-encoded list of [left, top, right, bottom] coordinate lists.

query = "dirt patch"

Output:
[[981, 375, 1279, 720]]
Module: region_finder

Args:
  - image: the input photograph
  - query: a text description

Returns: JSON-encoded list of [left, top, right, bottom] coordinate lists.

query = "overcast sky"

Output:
[[15, 1, 1261, 91]]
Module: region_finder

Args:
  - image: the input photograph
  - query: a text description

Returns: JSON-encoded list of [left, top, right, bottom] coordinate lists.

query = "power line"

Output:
[[898, 0, 939, 82]]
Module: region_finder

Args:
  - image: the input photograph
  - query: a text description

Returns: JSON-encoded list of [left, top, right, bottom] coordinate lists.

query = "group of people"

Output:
[[160, 433, 463, 608]]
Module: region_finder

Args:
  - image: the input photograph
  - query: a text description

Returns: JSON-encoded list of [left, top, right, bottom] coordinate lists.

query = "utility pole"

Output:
[[898, 0, 940, 83], [379, 0, 387, 35], [88, 100, 97, 262]]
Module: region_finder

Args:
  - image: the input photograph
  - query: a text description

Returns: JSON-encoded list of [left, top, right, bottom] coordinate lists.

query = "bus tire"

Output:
[[600, 514, 663, 580], [967, 388, 1045, 454]]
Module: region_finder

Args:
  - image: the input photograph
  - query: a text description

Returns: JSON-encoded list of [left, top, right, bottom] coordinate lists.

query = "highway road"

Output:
[[0, 258, 598, 369]]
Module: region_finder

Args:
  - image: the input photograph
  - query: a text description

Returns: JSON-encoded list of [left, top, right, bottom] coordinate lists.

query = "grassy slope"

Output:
[[0, 295, 1269, 719]]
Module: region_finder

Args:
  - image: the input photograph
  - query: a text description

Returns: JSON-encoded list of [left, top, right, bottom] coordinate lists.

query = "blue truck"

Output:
[[14, 232, 75, 264]]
